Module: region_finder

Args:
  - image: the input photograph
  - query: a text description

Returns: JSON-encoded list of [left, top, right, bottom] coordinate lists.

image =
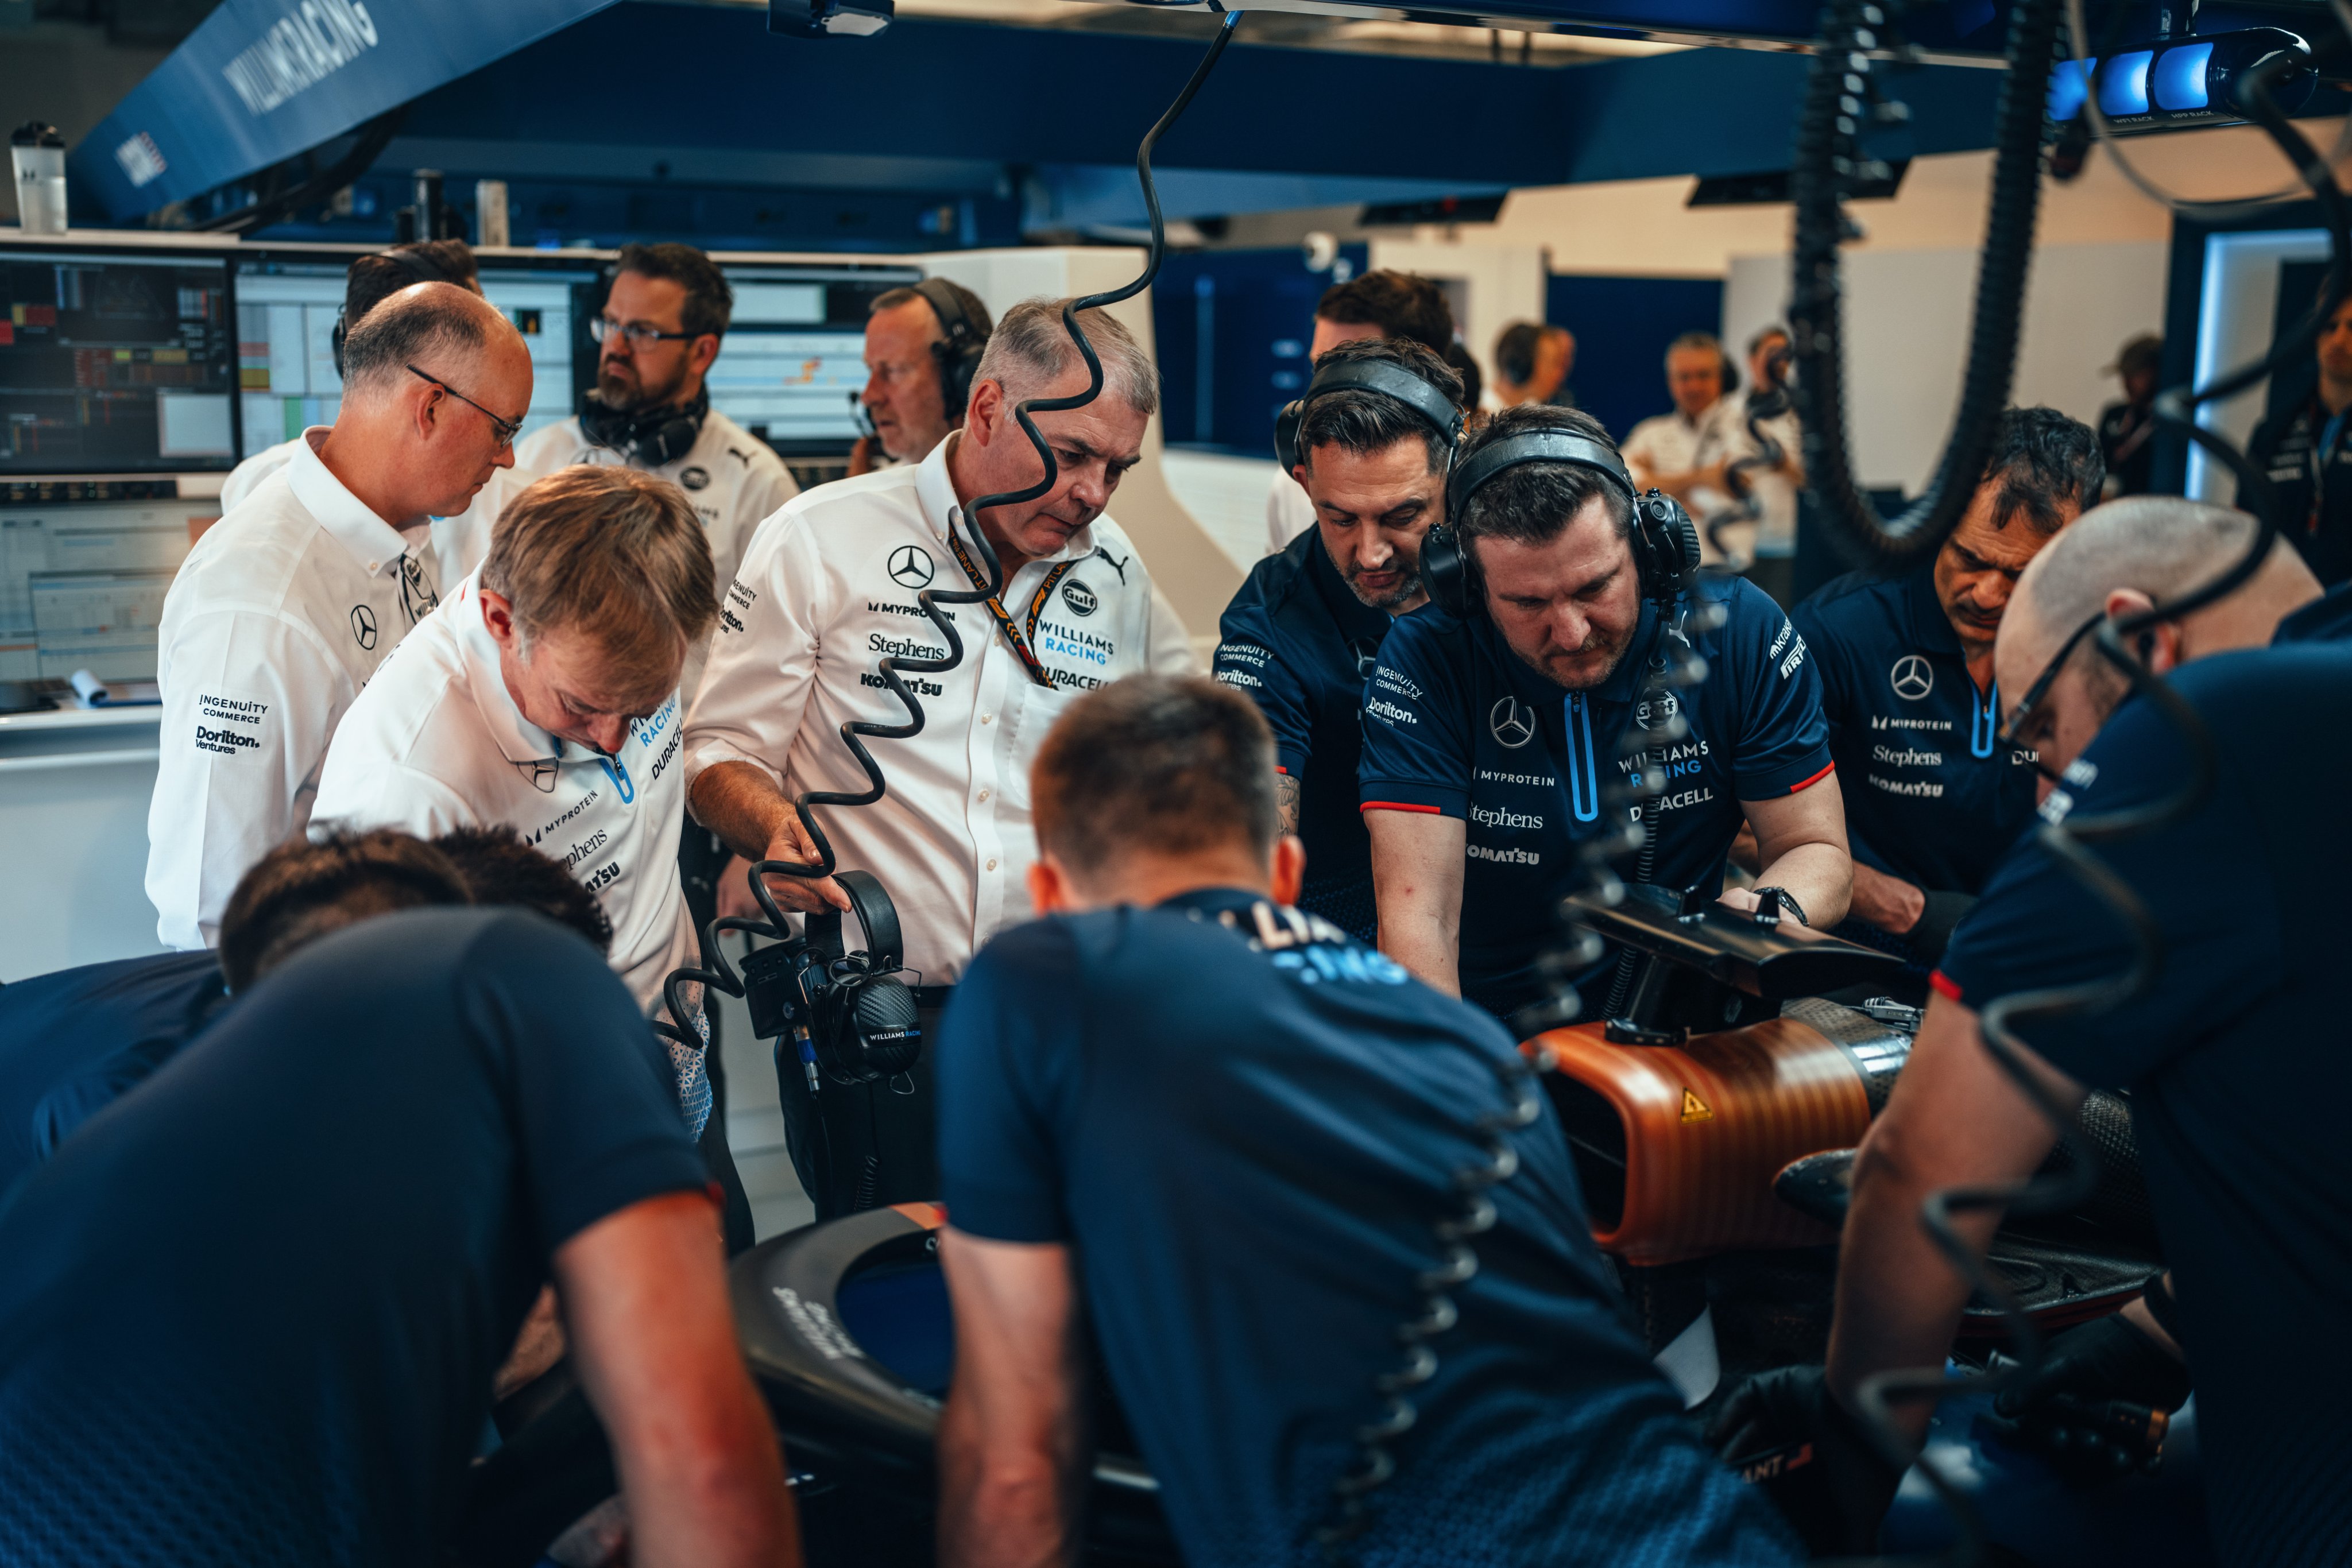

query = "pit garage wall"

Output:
[[1723, 241, 2171, 495]]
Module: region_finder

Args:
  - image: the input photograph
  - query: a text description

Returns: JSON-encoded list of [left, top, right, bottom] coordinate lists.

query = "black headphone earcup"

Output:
[[1273, 399, 1306, 474], [1633, 493, 1701, 591], [937, 340, 979, 423], [1422, 522, 1472, 619], [852, 979, 923, 1076]]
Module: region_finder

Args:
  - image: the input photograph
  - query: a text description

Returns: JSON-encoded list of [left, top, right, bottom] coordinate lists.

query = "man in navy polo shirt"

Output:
[[2242, 287, 2352, 587], [1821, 498, 2340, 1566], [1792, 407, 2102, 974], [1360, 404, 1850, 1024], [935, 675, 1796, 1568], [1213, 337, 1469, 940]]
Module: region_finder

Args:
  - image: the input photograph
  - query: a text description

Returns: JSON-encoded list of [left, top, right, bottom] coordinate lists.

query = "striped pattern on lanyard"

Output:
[[947, 531, 1077, 690]]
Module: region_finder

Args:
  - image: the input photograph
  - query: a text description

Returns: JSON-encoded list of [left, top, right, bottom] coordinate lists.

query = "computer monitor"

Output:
[[709, 265, 920, 454], [0, 491, 207, 682], [233, 252, 602, 458], [0, 249, 237, 475]]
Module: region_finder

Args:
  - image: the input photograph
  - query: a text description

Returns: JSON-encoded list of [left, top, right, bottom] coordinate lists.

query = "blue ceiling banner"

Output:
[[69, 0, 624, 221]]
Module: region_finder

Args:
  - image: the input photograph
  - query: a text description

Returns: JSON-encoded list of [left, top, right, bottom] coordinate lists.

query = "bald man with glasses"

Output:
[[148, 283, 531, 951]]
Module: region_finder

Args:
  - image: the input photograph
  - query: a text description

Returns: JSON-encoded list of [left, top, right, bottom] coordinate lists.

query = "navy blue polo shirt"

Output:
[[1214, 526, 1396, 939], [0, 908, 707, 1567], [1937, 599, 2352, 1568], [0, 950, 227, 1193], [938, 889, 1796, 1568], [1359, 577, 1832, 1020], [2243, 394, 2352, 587], [1793, 560, 2039, 902]]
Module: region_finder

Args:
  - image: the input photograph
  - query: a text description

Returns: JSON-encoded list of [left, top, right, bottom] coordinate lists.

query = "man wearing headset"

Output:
[[1213, 337, 1469, 943], [1360, 404, 1851, 1026], [146, 285, 531, 952], [1729, 498, 2345, 1565], [847, 279, 995, 475], [683, 299, 1193, 1214], [1265, 270, 1459, 555]]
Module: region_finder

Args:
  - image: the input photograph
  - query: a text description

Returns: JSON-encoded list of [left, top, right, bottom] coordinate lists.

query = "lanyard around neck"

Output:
[[946, 529, 1076, 690]]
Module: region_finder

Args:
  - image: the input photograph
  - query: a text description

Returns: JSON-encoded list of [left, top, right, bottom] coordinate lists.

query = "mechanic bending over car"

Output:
[[0, 848, 798, 1566], [1213, 335, 1472, 942], [0, 826, 616, 1194], [1789, 406, 2103, 981], [934, 673, 1798, 1568], [1725, 498, 2346, 1565], [1360, 403, 1850, 1025], [682, 297, 1193, 1216], [146, 283, 532, 953]]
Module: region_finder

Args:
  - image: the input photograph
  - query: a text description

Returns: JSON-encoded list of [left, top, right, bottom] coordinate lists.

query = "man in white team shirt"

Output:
[[683, 296, 1193, 1213], [309, 466, 721, 1123], [147, 284, 529, 951]]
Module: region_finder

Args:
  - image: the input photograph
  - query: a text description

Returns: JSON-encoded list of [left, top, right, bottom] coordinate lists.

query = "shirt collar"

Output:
[[285, 427, 419, 578], [915, 431, 1097, 567], [453, 579, 562, 766], [2274, 581, 2352, 646]]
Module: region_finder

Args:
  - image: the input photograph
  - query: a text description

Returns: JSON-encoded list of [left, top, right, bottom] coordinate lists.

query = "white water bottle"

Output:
[[11, 123, 67, 235]]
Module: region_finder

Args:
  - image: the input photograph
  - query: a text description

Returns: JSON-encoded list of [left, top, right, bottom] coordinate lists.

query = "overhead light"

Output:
[[770, 0, 894, 37], [2047, 26, 2312, 131]]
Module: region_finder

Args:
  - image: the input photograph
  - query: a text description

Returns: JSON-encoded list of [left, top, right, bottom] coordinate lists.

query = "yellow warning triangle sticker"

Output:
[[1681, 1088, 1714, 1124]]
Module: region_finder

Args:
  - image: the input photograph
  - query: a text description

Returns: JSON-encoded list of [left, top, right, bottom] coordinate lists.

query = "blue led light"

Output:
[[2048, 56, 2096, 121], [2099, 49, 2155, 115], [2153, 41, 2215, 110]]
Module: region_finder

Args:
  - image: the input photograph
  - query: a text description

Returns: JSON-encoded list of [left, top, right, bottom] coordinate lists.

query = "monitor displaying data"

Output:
[[0, 491, 206, 680], [0, 250, 237, 475], [234, 254, 599, 457], [710, 266, 920, 452]]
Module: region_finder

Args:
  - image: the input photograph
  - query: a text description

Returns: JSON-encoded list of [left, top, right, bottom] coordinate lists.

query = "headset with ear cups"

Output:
[[913, 278, 988, 424], [1273, 357, 1468, 477], [578, 258, 715, 467], [1419, 431, 1702, 620], [329, 246, 456, 380]]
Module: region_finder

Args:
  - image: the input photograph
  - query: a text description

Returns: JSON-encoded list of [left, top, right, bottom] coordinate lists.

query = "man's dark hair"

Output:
[[1031, 676, 1280, 881], [869, 278, 995, 340], [1445, 340, 1485, 412], [338, 284, 493, 395], [344, 240, 478, 326], [1495, 322, 1545, 386], [614, 242, 733, 340], [432, 827, 614, 955], [1981, 406, 2105, 533], [218, 831, 472, 993], [1453, 403, 1635, 562], [1297, 337, 1467, 476], [1316, 270, 1454, 356]]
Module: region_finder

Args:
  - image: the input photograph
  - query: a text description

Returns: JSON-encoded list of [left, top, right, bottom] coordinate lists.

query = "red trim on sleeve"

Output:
[[1789, 761, 1836, 793], [1275, 765, 1290, 776], [1361, 800, 1444, 815], [1929, 970, 1963, 1003]]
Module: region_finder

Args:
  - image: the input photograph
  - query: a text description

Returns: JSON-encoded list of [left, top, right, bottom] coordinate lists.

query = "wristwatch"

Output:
[[1753, 886, 1810, 927]]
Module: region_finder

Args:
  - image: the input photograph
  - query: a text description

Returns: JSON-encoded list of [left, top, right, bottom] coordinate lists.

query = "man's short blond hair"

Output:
[[481, 467, 717, 692]]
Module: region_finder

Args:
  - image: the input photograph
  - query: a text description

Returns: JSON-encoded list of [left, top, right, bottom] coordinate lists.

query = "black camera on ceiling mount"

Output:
[[2048, 25, 2316, 131]]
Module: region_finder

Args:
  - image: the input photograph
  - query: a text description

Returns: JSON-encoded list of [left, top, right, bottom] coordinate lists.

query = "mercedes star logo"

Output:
[[888, 545, 936, 589], [350, 603, 378, 651], [1490, 695, 1537, 749], [1890, 655, 1934, 701]]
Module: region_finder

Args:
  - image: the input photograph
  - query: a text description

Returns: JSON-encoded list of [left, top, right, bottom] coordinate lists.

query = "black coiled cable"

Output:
[[1789, 0, 2063, 571], [652, 8, 1243, 1060], [1825, 39, 2350, 1567]]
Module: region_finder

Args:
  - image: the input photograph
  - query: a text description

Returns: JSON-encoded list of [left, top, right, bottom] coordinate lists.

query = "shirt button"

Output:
[[986, 858, 998, 872], [981, 713, 993, 725], [977, 787, 991, 801]]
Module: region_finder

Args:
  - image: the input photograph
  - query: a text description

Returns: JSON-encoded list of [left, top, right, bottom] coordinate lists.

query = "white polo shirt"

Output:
[[515, 406, 798, 697], [308, 575, 698, 1014], [683, 432, 1194, 984], [223, 435, 513, 590], [146, 428, 478, 951], [1711, 398, 1802, 560], [1622, 401, 1742, 564], [1264, 467, 1316, 555]]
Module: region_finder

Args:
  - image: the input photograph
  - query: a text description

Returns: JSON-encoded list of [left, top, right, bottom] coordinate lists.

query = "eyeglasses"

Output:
[[590, 318, 699, 349], [407, 365, 523, 452], [1997, 609, 2109, 775]]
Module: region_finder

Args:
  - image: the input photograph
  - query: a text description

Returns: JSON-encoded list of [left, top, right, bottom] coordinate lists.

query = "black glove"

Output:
[[1709, 1365, 1906, 1555], [1982, 1313, 2189, 1488], [1906, 890, 1977, 963]]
